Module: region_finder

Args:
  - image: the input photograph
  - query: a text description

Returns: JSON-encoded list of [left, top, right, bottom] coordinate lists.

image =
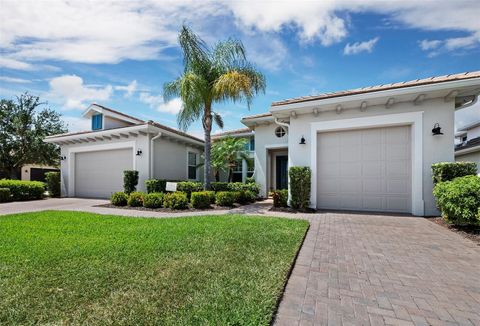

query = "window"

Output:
[[92, 114, 103, 130], [275, 126, 286, 138], [249, 138, 255, 151], [188, 152, 197, 180], [246, 158, 254, 178]]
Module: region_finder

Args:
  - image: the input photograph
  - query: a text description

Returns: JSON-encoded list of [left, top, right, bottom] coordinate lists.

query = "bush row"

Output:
[[111, 189, 256, 210], [0, 180, 45, 201], [145, 179, 260, 197]]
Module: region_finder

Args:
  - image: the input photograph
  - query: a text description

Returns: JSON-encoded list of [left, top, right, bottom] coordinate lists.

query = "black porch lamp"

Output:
[[299, 136, 306, 144], [432, 123, 443, 136], [136, 149, 143, 156]]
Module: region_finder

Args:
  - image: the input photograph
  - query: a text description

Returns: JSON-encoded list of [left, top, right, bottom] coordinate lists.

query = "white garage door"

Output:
[[317, 126, 411, 213], [75, 148, 133, 198]]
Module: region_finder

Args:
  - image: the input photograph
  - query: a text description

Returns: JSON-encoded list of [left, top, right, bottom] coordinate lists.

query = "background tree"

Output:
[[0, 93, 67, 178], [164, 25, 265, 189], [211, 136, 249, 182]]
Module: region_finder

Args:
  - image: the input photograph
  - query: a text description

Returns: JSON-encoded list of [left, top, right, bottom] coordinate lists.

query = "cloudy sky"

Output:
[[1, 0, 479, 136]]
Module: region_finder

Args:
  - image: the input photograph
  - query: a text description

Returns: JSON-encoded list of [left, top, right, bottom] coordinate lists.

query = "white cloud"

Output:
[[419, 32, 480, 56], [419, 39, 442, 51], [0, 57, 34, 70], [343, 37, 379, 55], [139, 92, 183, 114], [61, 115, 91, 132], [0, 76, 31, 83], [49, 75, 113, 110], [115, 80, 138, 98]]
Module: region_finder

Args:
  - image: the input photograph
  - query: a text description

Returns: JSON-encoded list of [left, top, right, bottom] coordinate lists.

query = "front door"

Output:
[[276, 155, 288, 190]]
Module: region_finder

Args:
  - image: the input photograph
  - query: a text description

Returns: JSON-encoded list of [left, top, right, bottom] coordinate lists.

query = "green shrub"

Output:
[[110, 192, 128, 206], [245, 177, 255, 184], [164, 192, 188, 210], [0, 180, 44, 201], [205, 191, 216, 204], [433, 175, 480, 225], [145, 179, 181, 193], [211, 182, 230, 192], [123, 170, 139, 194], [272, 189, 288, 208], [127, 191, 144, 207], [45, 172, 61, 198], [191, 191, 212, 209], [143, 192, 164, 208], [431, 162, 477, 185], [289, 166, 311, 209], [177, 181, 203, 200], [215, 191, 236, 207], [0, 188, 11, 203], [227, 182, 260, 196], [236, 190, 256, 204]]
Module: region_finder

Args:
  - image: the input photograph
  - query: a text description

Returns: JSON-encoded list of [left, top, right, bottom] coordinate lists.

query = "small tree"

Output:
[[212, 136, 249, 182], [123, 170, 139, 194], [289, 166, 311, 210], [0, 93, 67, 178]]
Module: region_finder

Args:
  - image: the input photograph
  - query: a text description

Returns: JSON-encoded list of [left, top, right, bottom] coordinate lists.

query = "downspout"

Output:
[[274, 117, 290, 132], [150, 132, 162, 179]]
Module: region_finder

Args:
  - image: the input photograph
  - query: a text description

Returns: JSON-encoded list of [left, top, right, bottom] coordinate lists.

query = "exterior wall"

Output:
[[253, 123, 288, 196], [21, 164, 58, 181], [466, 125, 480, 140], [103, 116, 133, 130], [287, 97, 455, 216], [59, 135, 150, 196], [456, 151, 480, 169], [152, 138, 203, 182]]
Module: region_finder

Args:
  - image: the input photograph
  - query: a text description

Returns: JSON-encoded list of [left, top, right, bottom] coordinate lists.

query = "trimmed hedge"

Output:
[[236, 190, 256, 204], [127, 191, 144, 207], [211, 181, 260, 196], [177, 181, 203, 200], [0, 188, 11, 203], [164, 192, 188, 210], [205, 191, 216, 204], [216, 191, 236, 207], [211, 182, 230, 192], [433, 175, 480, 225], [191, 191, 211, 209], [111, 192, 128, 206], [45, 172, 61, 198], [123, 170, 139, 194], [145, 179, 181, 193], [289, 166, 311, 209], [431, 162, 477, 185], [272, 189, 288, 208], [0, 180, 44, 201], [143, 192, 164, 208]]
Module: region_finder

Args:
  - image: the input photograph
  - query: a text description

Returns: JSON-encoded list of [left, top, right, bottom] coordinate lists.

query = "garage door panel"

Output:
[[75, 148, 132, 198], [317, 126, 411, 213]]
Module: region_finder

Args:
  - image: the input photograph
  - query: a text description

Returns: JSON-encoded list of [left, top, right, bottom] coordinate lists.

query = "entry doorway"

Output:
[[275, 155, 288, 190]]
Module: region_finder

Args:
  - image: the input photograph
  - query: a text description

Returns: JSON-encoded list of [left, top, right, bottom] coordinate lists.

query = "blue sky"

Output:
[[1, 1, 479, 138]]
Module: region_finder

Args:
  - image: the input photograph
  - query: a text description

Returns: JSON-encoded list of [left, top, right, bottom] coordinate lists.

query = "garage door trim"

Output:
[[309, 112, 424, 216], [67, 141, 136, 197]]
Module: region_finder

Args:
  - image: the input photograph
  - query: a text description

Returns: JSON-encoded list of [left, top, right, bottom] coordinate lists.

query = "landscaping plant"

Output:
[[272, 189, 288, 208], [143, 192, 164, 208], [163, 191, 188, 209], [215, 191, 236, 207], [236, 190, 256, 204], [110, 192, 128, 206], [289, 166, 311, 210], [0, 188, 11, 202], [127, 191, 144, 207], [431, 162, 477, 184], [0, 180, 44, 201], [123, 170, 139, 194], [433, 175, 480, 225], [45, 171, 61, 198], [190, 191, 211, 209], [177, 181, 203, 200]]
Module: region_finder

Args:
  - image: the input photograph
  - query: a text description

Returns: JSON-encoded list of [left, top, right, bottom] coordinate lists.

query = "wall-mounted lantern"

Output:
[[136, 149, 143, 156], [59, 155, 66, 160], [299, 136, 306, 145], [432, 123, 443, 136]]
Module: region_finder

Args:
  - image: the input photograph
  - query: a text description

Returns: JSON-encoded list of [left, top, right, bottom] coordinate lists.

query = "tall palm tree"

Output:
[[164, 25, 265, 190]]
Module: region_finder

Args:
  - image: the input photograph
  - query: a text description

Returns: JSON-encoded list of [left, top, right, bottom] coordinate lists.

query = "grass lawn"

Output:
[[0, 211, 308, 325]]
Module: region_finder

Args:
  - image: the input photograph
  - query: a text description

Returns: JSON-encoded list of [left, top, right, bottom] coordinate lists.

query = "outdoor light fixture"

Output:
[[59, 155, 66, 160], [432, 123, 443, 136], [136, 149, 143, 156], [300, 136, 306, 145]]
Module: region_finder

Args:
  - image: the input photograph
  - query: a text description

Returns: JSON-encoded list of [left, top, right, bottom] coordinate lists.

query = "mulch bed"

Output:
[[269, 206, 316, 214], [426, 217, 480, 245], [96, 203, 239, 213]]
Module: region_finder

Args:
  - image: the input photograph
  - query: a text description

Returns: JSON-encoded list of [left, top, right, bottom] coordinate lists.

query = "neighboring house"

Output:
[[455, 120, 480, 167], [21, 164, 59, 182], [212, 128, 255, 183], [45, 104, 204, 198], [241, 71, 480, 216]]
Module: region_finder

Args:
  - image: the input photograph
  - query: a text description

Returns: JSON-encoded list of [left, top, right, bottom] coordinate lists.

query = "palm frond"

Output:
[[212, 39, 246, 70], [178, 25, 210, 71], [212, 112, 224, 129]]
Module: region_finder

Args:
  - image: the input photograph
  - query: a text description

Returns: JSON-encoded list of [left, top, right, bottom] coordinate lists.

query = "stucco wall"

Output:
[[456, 151, 480, 170], [104, 116, 132, 130], [252, 123, 288, 196]]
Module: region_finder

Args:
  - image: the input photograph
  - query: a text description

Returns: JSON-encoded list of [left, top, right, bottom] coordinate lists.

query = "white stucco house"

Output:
[[455, 120, 480, 166], [45, 104, 204, 198], [241, 71, 480, 216]]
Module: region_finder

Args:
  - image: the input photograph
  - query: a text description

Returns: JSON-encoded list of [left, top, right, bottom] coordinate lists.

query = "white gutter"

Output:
[[274, 117, 290, 132], [149, 132, 162, 178]]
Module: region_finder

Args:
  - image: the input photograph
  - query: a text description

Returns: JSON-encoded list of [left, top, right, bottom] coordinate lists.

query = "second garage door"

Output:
[[75, 148, 133, 198], [317, 125, 411, 213]]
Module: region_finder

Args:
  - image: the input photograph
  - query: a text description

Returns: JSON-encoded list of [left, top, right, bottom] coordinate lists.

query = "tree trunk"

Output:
[[228, 169, 233, 182], [203, 103, 213, 190]]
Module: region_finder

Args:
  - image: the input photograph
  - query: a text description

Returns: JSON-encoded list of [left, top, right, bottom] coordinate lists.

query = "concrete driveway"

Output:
[[1, 199, 479, 325]]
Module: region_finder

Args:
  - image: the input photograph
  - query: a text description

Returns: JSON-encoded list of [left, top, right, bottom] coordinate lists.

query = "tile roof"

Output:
[[272, 71, 480, 106], [241, 112, 273, 120], [147, 121, 204, 143], [212, 128, 252, 138], [92, 103, 145, 123], [455, 136, 480, 152]]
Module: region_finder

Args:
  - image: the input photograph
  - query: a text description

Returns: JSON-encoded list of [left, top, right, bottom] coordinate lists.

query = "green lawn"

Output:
[[0, 211, 308, 325]]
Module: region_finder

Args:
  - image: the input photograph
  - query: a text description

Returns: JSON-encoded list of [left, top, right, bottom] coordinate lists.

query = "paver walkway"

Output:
[[1, 198, 479, 325]]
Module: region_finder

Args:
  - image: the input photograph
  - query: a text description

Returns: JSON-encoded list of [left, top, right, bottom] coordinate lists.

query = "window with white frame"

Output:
[[188, 152, 197, 180], [275, 126, 286, 138]]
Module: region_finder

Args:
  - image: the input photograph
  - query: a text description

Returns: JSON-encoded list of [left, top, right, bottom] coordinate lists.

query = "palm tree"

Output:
[[212, 136, 250, 182], [164, 25, 265, 190]]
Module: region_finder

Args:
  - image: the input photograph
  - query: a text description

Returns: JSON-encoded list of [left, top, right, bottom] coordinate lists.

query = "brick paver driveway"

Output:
[[275, 212, 480, 326]]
